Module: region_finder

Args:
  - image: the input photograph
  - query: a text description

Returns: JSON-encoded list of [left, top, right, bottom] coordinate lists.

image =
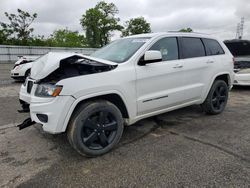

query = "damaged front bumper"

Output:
[[18, 76, 75, 133], [18, 99, 30, 113], [17, 118, 35, 130], [18, 95, 75, 134]]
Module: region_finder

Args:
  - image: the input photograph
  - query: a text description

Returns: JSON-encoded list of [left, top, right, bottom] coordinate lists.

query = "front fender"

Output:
[[61, 90, 134, 133]]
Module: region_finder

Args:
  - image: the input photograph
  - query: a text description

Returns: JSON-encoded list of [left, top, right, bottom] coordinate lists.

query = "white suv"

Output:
[[18, 32, 234, 156]]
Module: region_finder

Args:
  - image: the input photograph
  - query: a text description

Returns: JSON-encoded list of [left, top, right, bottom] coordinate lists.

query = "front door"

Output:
[[136, 37, 186, 116]]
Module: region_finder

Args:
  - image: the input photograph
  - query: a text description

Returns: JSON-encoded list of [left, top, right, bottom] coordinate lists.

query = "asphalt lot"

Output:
[[0, 63, 250, 187]]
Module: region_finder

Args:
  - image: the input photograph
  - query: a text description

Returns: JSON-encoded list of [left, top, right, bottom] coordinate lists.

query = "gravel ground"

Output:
[[0, 63, 250, 187]]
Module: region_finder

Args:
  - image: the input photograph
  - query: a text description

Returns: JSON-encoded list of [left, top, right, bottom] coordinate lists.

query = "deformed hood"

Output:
[[30, 52, 117, 80]]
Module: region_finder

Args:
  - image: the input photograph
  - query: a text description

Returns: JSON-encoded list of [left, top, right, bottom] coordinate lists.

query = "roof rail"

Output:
[[167, 31, 210, 35]]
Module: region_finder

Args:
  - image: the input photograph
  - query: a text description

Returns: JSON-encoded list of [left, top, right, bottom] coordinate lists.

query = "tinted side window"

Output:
[[181, 37, 205, 58], [203, 39, 225, 56], [149, 37, 178, 61]]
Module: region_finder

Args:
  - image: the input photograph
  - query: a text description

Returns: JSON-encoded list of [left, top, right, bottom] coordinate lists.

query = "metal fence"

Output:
[[0, 45, 97, 63]]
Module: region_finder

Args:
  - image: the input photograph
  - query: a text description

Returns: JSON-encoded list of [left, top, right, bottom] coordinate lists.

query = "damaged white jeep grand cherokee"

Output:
[[18, 32, 234, 156]]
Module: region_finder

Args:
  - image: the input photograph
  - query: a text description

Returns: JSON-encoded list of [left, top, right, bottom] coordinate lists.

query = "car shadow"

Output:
[[36, 105, 204, 159]]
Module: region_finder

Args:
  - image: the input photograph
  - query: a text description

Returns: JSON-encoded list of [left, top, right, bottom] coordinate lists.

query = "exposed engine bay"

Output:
[[38, 55, 117, 84]]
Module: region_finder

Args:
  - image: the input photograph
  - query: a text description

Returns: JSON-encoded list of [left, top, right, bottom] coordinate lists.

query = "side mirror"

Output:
[[138, 50, 162, 66]]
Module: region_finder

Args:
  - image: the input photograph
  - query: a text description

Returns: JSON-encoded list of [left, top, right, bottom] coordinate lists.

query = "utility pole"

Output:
[[236, 17, 244, 39], [239, 17, 244, 39], [236, 23, 240, 39]]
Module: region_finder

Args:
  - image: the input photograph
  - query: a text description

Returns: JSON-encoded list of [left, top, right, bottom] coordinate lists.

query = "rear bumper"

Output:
[[234, 73, 250, 86], [11, 68, 25, 78], [11, 63, 31, 79], [11, 72, 25, 80]]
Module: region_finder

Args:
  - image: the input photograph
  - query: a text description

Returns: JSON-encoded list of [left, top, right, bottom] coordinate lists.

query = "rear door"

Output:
[[178, 37, 212, 101], [202, 38, 226, 90]]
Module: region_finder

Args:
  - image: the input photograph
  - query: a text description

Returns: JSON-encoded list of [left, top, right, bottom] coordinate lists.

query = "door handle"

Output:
[[173, 64, 183, 68], [206, 60, 214, 64]]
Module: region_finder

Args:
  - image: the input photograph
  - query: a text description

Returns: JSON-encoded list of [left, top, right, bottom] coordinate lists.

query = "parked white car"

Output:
[[224, 40, 250, 86], [11, 55, 40, 81], [18, 32, 234, 156]]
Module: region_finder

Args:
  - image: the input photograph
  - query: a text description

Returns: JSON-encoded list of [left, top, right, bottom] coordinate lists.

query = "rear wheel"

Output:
[[67, 100, 124, 157], [201, 80, 229, 115]]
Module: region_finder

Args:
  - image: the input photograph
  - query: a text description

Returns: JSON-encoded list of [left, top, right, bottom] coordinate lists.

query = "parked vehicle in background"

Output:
[[18, 32, 234, 157], [11, 55, 40, 81], [224, 40, 250, 86]]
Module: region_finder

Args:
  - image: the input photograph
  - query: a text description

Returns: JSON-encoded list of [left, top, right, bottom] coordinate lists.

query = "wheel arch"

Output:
[[203, 72, 231, 102], [214, 74, 231, 86], [62, 92, 130, 133], [25, 68, 31, 77]]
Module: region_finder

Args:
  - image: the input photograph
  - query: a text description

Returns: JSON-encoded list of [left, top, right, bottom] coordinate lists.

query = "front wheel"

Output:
[[201, 80, 229, 115], [67, 100, 124, 157], [24, 69, 31, 79]]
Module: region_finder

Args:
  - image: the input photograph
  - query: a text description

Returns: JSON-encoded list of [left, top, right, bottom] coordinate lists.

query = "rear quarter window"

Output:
[[180, 37, 205, 59], [202, 38, 225, 56]]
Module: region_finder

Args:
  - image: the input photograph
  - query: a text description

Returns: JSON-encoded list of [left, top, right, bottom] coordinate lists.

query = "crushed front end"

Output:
[[17, 52, 117, 133]]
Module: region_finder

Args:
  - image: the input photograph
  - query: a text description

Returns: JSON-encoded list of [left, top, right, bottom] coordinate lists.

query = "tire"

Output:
[[67, 100, 124, 157], [201, 80, 229, 115], [25, 69, 31, 79]]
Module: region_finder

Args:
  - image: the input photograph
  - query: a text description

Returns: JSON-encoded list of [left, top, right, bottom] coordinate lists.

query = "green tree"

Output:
[[28, 35, 50, 46], [0, 28, 9, 44], [80, 1, 123, 47], [122, 17, 151, 36], [0, 9, 37, 45], [49, 29, 86, 47], [81, 8, 102, 48], [179, 28, 193, 32]]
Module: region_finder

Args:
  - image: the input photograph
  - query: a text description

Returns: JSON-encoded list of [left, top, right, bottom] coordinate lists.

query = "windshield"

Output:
[[224, 40, 250, 57], [91, 37, 150, 63]]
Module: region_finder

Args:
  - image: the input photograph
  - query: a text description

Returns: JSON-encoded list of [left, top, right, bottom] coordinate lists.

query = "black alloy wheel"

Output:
[[211, 85, 227, 111], [201, 80, 229, 115], [82, 111, 118, 150], [67, 100, 124, 156]]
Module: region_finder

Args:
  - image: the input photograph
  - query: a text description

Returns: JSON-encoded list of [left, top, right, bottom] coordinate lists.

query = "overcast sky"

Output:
[[0, 0, 249, 40]]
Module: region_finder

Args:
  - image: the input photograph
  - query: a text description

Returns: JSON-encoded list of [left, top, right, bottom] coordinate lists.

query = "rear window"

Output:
[[181, 37, 205, 58], [203, 39, 224, 56], [224, 41, 250, 56]]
